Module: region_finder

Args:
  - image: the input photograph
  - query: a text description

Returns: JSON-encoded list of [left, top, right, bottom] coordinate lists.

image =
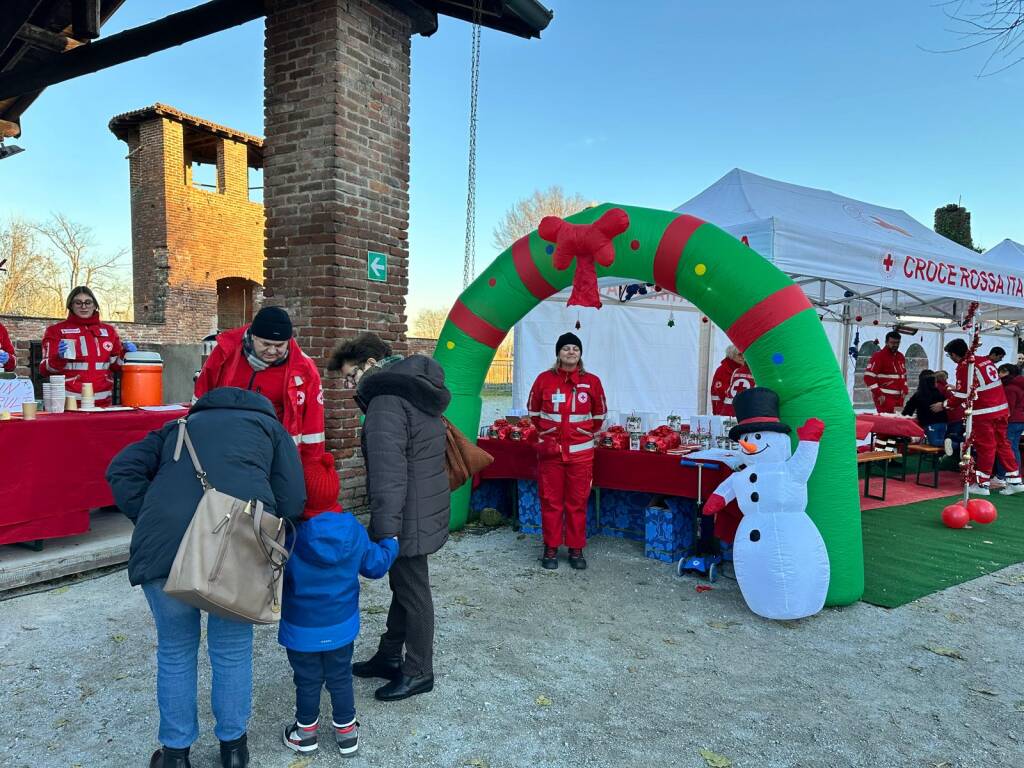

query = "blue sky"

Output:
[[1, 0, 1021, 322]]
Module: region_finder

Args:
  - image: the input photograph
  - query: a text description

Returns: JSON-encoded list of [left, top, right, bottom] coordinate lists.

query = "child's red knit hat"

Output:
[[302, 452, 342, 519]]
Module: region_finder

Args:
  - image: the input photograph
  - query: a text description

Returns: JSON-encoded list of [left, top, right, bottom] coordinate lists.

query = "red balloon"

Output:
[[941, 504, 970, 529], [966, 499, 998, 524]]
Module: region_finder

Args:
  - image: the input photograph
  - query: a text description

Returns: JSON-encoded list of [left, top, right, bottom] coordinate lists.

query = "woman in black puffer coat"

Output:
[[328, 333, 450, 704]]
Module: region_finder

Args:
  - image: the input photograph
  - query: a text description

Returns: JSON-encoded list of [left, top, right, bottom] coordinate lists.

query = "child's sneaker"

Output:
[[334, 719, 359, 757], [283, 720, 319, 753]]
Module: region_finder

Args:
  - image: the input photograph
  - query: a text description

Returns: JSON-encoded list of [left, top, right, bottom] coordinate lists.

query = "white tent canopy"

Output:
[[984, 238, 1024, 269], [675, 169, 1024, 323]]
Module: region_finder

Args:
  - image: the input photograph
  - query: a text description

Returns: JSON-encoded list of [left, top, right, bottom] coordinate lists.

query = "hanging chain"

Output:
[[462, 0, 483, 289]]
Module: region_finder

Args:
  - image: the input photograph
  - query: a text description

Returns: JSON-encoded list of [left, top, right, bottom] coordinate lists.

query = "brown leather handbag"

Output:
[[163, 418, 294, 624], [443, 416, 494, 490]]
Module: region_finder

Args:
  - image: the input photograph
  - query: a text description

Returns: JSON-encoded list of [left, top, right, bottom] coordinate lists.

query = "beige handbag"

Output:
[[163, 418, 293, 624]]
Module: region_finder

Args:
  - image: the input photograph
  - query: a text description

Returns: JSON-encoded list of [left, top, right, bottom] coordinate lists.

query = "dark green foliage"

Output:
[[934, 204, 975, 250]]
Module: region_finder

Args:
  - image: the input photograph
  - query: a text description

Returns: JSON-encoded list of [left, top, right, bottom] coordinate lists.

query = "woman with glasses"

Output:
[[40, 286, 136, 407]]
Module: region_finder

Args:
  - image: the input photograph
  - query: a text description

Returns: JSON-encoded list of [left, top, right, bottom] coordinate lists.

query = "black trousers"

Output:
[[378, 554, 434, 676]]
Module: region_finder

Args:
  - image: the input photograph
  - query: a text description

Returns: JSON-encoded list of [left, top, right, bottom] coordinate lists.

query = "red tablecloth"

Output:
[[856, 414, 926, 440], [477, 439, 729, 500], [0, 407, 189, 545]]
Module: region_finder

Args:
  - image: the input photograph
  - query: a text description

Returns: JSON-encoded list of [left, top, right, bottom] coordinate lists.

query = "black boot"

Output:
[[541, 546, 558, 569], [219, 734, 249, 768], [149, 747, 191, 768], [374, 673, 435, 702], [568, 548, 587, 570], [352, 651, 402, 680]]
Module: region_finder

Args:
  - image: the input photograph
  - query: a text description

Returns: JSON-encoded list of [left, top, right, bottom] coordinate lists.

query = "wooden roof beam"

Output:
[[17, 23, 85, 53], [0, 0, 266, 101], [0, 0, 45, 60]]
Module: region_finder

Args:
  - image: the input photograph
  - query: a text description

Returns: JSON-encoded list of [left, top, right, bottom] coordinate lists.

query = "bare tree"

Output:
[[938, 1, 1024, 74], [492, 186, 590, 252], [0, 217, 59, 316], [410, 307, 449, 339], [33, 214, 127, 301]]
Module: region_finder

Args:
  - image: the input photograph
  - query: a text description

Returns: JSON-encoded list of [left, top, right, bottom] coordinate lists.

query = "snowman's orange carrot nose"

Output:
[[739, 439, 758, 454]]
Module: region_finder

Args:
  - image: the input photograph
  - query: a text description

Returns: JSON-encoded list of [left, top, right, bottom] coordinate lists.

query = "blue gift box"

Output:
[[644, 496, 697, 563], [598, 489, 649, 541], [517, 480, 597, 537]]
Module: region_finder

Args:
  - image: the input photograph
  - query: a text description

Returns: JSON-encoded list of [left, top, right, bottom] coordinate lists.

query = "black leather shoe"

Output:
[[374, 673, 434, 702], [150, 748, 191, 768], [352, 652, 402, 680], [541, 546, 558, 570], [219, 734, 249, 768], [568, 548, 588, 570]]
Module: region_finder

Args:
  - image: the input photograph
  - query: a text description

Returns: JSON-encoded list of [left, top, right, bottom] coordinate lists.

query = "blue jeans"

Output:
[[286, 644, 355, 726], [995, 422, 1024, 478], [142, 580, 254, 749]]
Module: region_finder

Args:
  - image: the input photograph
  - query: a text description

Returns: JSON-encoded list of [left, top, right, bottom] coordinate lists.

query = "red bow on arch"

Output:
[[538, 208, 630, 309]]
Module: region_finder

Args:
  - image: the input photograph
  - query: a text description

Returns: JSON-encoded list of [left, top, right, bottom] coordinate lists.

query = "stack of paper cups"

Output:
[[81, 382, 95, 410], [42, 381, 66, 413]]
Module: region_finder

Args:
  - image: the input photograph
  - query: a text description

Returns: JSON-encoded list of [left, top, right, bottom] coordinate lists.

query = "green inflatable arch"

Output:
[[432, 204, 863, 606]]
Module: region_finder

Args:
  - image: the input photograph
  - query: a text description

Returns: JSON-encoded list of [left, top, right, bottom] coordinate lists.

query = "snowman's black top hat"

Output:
[[729, 387, 792, 442]]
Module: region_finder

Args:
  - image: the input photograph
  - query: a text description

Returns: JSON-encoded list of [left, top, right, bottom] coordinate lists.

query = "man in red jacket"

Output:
[[194, 306, 325, 460], [710, 346, 753, 416], [943, 339, 1023, 496], [864, 331, 908, 413]]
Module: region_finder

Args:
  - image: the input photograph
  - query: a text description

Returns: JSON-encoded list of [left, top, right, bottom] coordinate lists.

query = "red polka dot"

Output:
[[855, 315, 862, 322], [702, 316, 709, 324], [488, 278, 496, 287], [872, 320, 879, 325], [630, 239, 640, 250]]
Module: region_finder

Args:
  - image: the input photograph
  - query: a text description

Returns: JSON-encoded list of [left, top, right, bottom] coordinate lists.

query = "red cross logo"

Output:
[[882, 254, 894, 272]]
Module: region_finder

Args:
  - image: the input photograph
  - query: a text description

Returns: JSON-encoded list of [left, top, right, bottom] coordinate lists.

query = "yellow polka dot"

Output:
[[695, 263, 707, 276], [446, 341, 455, 350]]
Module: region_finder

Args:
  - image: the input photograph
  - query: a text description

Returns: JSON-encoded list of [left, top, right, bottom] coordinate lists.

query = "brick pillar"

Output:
[[264, 0, 412, 510], [218, 138, 249, 199]]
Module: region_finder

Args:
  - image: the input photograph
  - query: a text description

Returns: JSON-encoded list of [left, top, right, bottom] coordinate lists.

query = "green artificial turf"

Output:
[[861, 491, 1024, 607]]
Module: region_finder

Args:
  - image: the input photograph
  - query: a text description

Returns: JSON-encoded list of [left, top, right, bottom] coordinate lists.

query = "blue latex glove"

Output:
[[124, 341, 138, 353], [58, 340, 71, 358], [0, 351, 8, 365]]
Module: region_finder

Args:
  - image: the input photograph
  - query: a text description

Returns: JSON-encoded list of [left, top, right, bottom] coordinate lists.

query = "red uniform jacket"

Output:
[[710, 358, 739, 416], [946, 355, 1008, 423], [724, 364, 754, 414], [936, 380, 964, 422], [1004, 376, 1024, 423], [40, 313, 125, 405], [864, 347, 908, 410], [0, 322, 15, 372], [194, 326, 326, 460], [528, 368, 607, 463]]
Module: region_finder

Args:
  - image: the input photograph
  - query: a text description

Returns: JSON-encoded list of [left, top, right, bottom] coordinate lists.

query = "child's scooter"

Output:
[[677, 459, 723, 583]]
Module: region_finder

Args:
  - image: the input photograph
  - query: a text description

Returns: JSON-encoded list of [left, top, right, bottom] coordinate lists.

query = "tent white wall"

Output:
[[984, 239, 1024, 269]]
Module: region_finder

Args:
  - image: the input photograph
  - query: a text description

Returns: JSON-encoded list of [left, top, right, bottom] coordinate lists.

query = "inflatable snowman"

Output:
[[703, 387, 830, 620]]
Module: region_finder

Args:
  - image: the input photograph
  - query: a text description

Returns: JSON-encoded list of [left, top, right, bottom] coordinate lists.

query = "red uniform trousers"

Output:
[[537, 457, 592, 549], [972, 415, 1019, 482]]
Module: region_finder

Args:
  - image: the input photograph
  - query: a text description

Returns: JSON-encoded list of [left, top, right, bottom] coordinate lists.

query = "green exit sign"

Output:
[[367, 251, 387, 282]]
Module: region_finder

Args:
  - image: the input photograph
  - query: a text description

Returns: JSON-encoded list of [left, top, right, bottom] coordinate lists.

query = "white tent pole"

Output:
[[840, 309, 852, 382], [697, 318, 712, 415]]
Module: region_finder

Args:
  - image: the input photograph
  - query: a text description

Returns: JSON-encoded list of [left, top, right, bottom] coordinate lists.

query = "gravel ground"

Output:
[[1, 525, 1022, 768]]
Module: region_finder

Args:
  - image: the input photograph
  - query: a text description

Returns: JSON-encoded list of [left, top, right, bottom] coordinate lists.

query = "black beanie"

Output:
[[555, 332, 583, 356], [250, 306, 293, 341]]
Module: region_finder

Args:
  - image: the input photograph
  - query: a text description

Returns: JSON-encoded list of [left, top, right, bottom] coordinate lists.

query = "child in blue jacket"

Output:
[[280, 452, 398, 757]]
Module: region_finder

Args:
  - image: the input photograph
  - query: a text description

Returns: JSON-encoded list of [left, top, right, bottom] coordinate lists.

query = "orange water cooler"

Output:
[[121, 351, 163, 406]]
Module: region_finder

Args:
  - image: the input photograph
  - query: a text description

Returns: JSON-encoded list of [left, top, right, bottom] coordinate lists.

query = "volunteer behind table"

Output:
[[527, 332, 606, 571], [194, 306, 326, 460], [864, 330, 908, 413], [710, 345, 754, 416], [0, 321, 16, 372], [40, 286, 136, 407]]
